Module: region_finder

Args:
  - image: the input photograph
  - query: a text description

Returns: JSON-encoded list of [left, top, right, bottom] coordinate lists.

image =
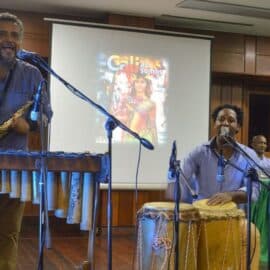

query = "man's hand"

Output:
[[207, 190, 247, 205], [207, 192, 233, 205], [10, 117, 30, 134]]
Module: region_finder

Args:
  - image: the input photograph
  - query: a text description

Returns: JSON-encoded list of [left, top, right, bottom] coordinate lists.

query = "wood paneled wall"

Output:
[[99, 190, 167, 226], [210, 77, 244, 141], [4, 10, 270, 225], [212, 33, 270, 76]]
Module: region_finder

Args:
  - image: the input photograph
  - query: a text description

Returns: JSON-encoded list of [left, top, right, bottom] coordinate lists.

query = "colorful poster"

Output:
[[96, 53, 169, 145]]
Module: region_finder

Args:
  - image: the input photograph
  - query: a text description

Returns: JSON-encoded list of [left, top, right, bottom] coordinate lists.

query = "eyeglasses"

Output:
[[0, 30, 21, 41]]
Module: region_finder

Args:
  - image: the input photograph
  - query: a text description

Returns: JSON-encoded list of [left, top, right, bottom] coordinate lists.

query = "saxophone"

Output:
[[0, 101, 33, 138]]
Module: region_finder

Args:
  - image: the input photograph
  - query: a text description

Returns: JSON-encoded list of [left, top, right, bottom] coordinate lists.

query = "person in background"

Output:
[[252, 135, 267, 159], [251, 134, 270, 175], [0, 12, 52, 269], [251, 134, 270, 264]]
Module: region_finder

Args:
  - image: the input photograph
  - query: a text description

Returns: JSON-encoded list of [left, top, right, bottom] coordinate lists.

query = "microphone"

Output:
[[167, 141, 198, 199], [16, 49, 39, 60], [219, 126, 238, 147], [220, 126, 229, 137], [216, 150, 225, 183], [168, 140, 177, 182], [140, 138, 154, 150], [30, 80, 45, 121]]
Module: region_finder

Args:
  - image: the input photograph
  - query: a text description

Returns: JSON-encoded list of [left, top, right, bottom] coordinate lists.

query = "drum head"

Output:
[[142, 201, 194, 212], [193, 198, 236, 211], [193, 199, 245, 219]]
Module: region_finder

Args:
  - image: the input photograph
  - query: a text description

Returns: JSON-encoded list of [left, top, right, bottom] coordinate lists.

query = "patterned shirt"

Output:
[[0, 59, 52, 150]]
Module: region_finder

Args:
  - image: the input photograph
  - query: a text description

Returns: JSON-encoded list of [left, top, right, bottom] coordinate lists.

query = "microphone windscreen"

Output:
[[220, 126, 229, 137], [16, 49, 38, 60]]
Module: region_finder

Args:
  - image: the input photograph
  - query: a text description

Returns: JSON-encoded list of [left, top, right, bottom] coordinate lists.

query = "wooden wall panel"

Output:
[[256, 37, 270, 55], [108, 14, 155, 28], [242, 85, 251, 145], [256, 55, 270, 75], [99, 190, 166, 226], [255, 37, 270, 75], [210, 77, 245, 142], [212, 52, 245, 73], [244, 36, 256, 74], [221, 81, 232, 104], [212, 33, 245, 53], [212, 33, 245, 73], [210, 82, 221, 110], [211, 33, 269, 76], [231, 81, 244, 142]]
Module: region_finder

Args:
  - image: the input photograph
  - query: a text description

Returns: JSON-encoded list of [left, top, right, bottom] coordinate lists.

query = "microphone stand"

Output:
[[246, 167, 256, 270], [173, 158, 181, 270], [36, 99, 50, 270], [168, 140, 198, 270], [104, 118, 117, 270], [224, 136, 270, 270], [19, 53, 155, 270]]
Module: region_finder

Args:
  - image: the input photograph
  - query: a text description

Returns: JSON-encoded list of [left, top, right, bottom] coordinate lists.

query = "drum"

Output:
[[136, 202, 199, 270], [193, 199, 246, 270]]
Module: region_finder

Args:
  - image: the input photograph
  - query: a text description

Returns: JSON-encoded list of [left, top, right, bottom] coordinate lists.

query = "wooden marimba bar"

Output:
[[0, 150, 103, 173]]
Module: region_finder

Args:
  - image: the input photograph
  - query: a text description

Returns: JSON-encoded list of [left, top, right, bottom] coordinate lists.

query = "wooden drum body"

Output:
[[136, 202, 199, 270], [193, 199, 245, 270]]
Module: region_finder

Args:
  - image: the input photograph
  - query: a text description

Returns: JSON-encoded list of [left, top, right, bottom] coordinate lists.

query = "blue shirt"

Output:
[[0, 59, 52, 150], [180, 138, 260, 202]]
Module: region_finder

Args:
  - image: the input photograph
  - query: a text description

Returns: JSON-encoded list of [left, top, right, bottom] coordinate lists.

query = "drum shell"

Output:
[[137, 202, 199, 270], [194, 199, 245, 270]]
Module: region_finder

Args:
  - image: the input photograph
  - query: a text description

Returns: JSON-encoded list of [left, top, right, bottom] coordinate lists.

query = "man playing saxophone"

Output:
[[0, 12, 52, 269]]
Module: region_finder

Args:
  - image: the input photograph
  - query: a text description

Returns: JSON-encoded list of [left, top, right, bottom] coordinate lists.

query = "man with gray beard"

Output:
[[0, 12, 52, 269]]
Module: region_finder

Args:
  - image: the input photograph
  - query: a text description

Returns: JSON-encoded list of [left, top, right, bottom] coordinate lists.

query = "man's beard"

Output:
[[0, 54, 16, 70], [0, 42, 17, 70]]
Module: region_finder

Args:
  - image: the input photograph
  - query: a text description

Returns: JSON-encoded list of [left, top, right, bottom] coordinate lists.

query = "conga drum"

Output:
[[193, 199, 248, 270], [136, 202, 199, 270]]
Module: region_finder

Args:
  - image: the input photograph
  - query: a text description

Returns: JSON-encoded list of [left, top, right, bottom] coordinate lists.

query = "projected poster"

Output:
[[50, 23, 211, 189], [96, 53, 168, 145]]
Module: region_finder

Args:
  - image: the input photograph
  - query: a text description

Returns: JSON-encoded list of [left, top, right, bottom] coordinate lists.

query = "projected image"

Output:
[[96, 54, 168, 145]]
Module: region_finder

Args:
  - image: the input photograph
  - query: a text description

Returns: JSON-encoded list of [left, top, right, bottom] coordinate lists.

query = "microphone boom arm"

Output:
[[224, 136, 270, 184], [17, 52, 154, 150]]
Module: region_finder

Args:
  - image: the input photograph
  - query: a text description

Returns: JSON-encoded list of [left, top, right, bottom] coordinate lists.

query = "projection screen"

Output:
[[49, 21, 212, 189]]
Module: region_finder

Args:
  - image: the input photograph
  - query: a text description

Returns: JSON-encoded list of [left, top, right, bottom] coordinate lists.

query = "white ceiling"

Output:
[[2, 0, 270, 36]]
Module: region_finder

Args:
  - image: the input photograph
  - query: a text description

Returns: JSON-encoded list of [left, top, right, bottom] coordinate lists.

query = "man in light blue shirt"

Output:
[[167, 104, 260, 205]]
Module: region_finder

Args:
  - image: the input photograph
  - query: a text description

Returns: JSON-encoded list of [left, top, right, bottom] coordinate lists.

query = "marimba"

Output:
[[0, 150, 109, 270]]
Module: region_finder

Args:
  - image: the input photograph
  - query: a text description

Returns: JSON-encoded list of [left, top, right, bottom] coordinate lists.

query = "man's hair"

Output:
[[211, 104, 243, 126], [252, 134, 267, 143], [0, 12, 24, 39]]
